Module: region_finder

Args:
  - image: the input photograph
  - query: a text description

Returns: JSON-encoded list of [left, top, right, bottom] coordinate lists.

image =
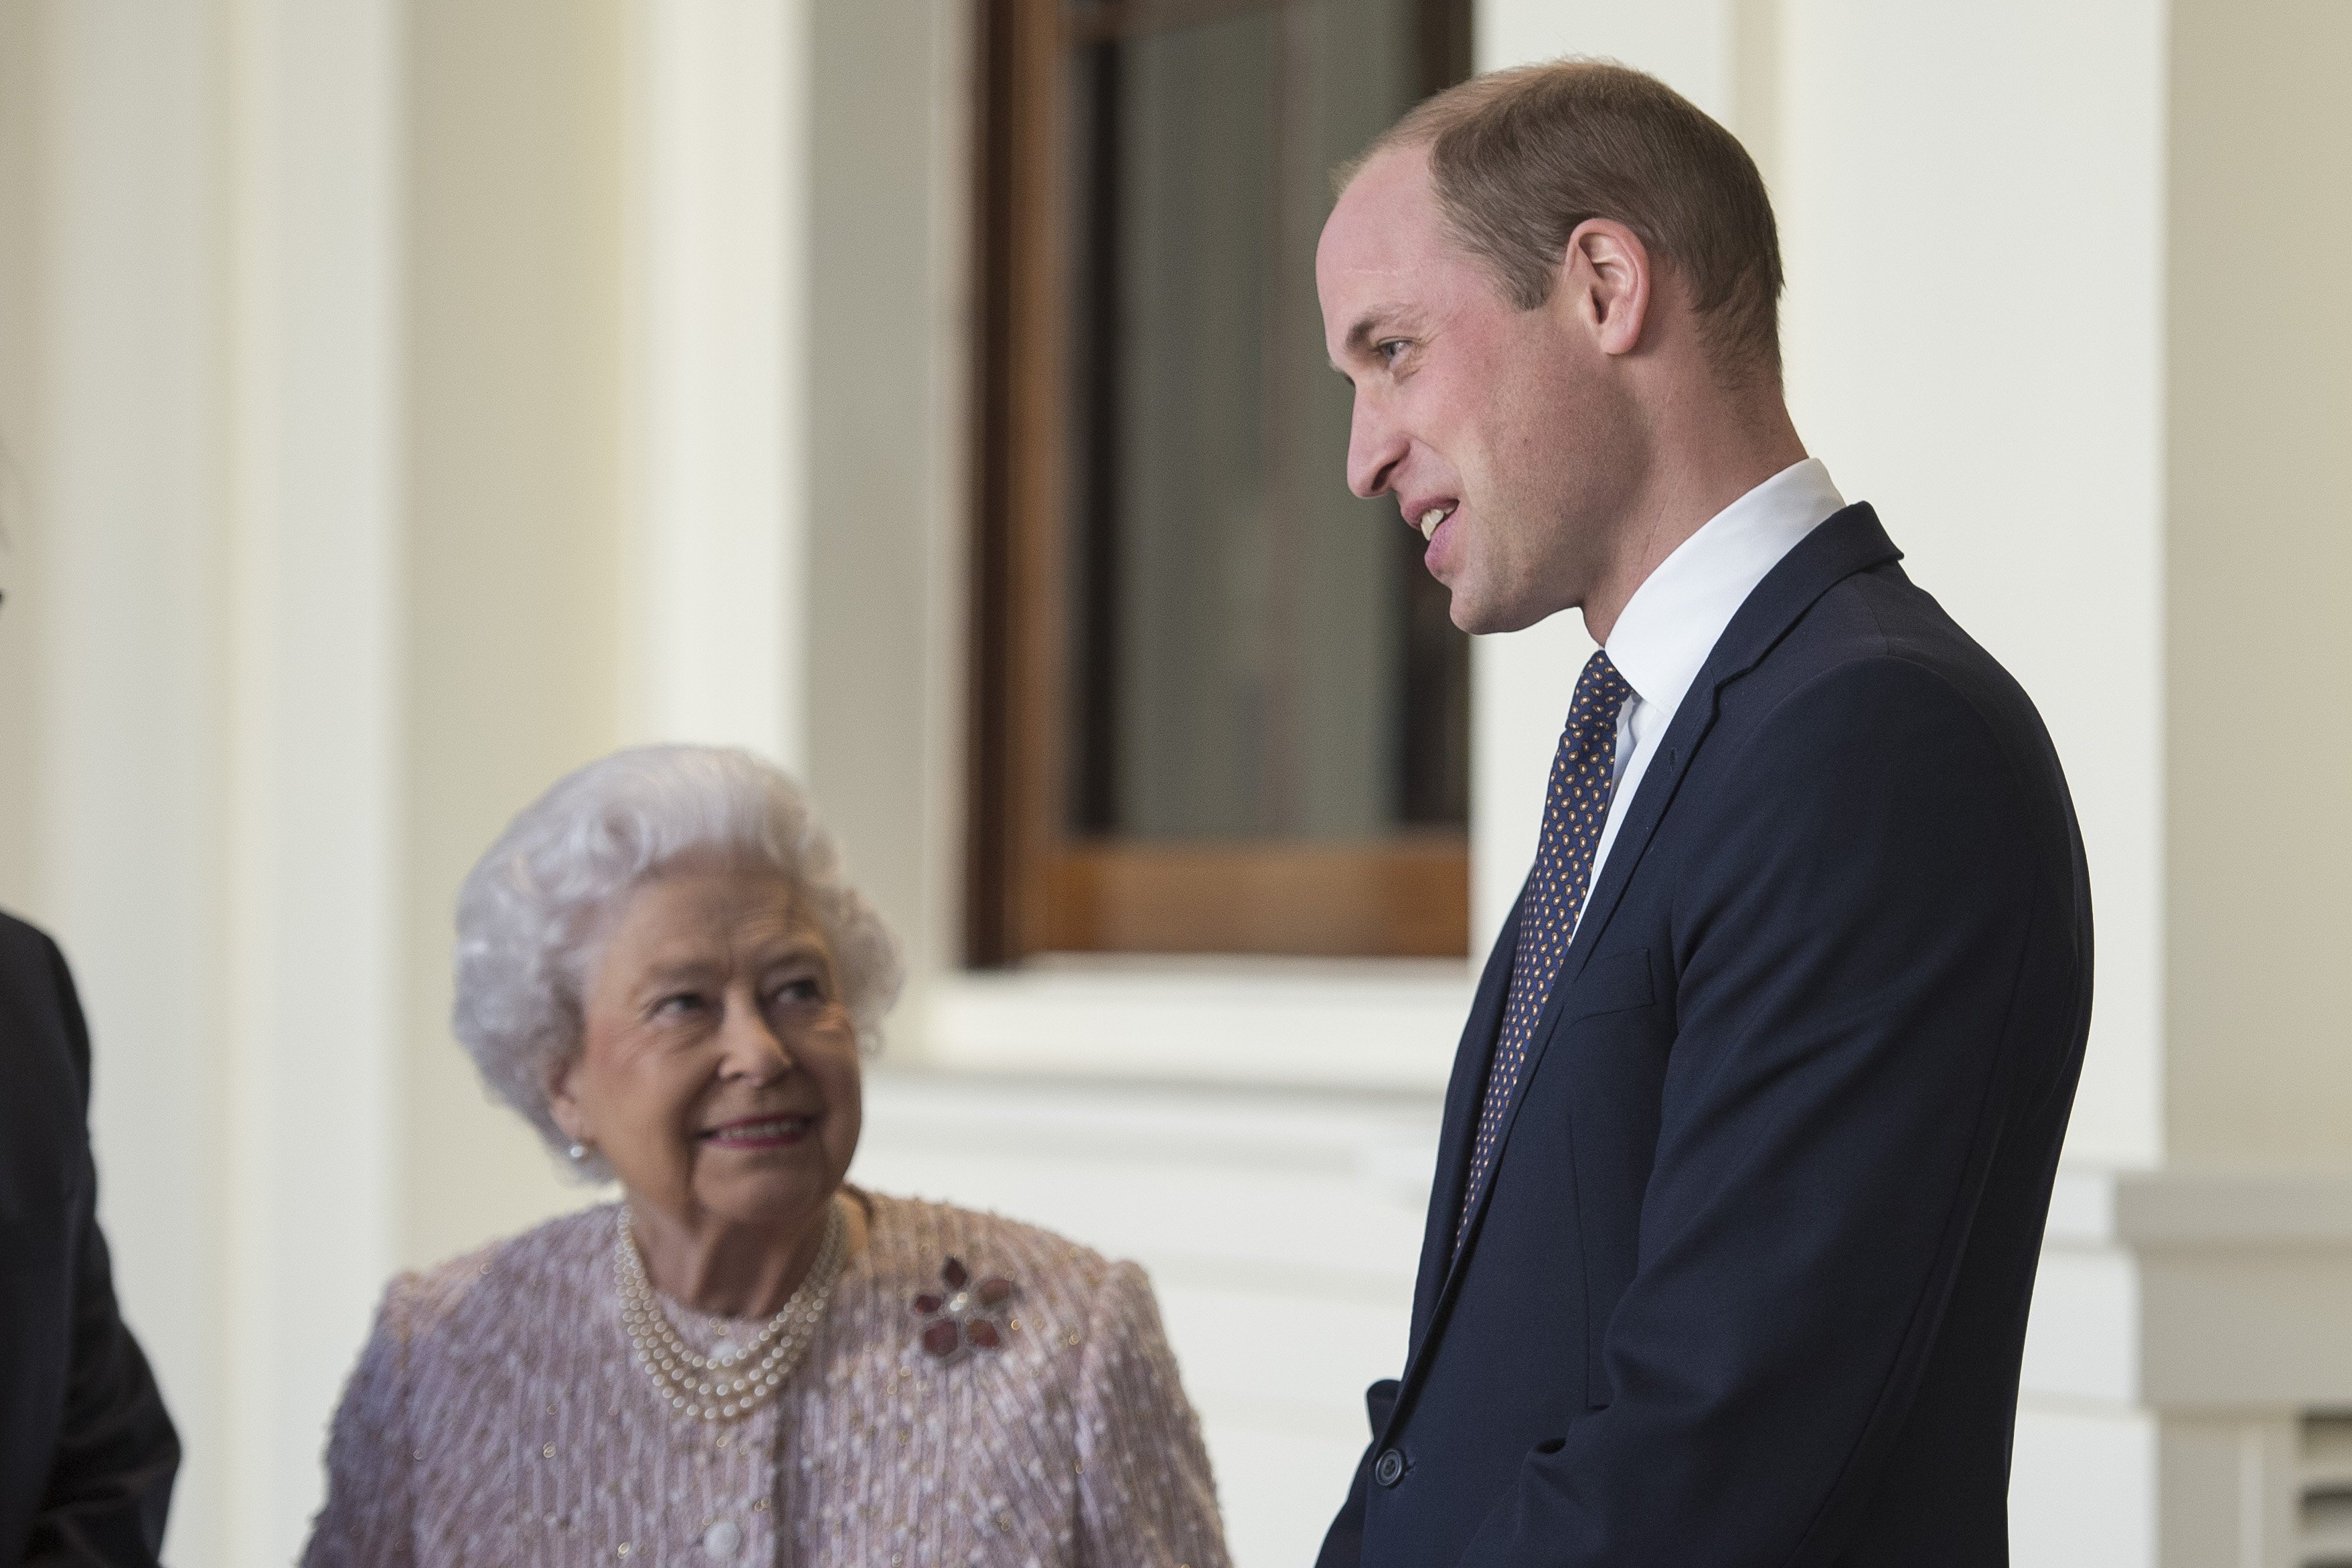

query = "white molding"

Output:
[[2046, 1165, 2352, 1250], [918, 957, 1476, 1092], [852, 1068, 1441, 1568], [2027, 1166, 2352, 1414]]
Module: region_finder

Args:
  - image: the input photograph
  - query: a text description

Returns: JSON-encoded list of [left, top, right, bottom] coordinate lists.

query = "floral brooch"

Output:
[[912, 1257, 1015, 1362]]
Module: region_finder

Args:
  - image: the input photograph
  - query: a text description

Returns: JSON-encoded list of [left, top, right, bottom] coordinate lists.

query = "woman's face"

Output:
[[551, 858, 862, 1241]]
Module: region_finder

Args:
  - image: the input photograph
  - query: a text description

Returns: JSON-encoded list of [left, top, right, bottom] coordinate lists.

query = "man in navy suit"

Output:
[[0, 913, 179, 1565], [1314, 61, 2090, 1567]]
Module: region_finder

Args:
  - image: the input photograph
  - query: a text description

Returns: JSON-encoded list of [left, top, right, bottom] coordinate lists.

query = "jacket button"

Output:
[[1374, 1448, 1405, 1487]]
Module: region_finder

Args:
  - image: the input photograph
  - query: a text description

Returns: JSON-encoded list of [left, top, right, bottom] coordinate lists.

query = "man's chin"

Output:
[[1448, 599, 1500, 635], [1445, 583, 1551, 637]]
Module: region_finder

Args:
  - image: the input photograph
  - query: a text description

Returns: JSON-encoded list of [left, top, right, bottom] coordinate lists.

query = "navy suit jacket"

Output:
[[1320, 505, 2092, 1568], [0, 915, 179, 1565]]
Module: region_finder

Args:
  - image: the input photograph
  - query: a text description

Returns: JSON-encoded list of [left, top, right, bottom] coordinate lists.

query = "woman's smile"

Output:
[[699, 1112, 818, 1150]]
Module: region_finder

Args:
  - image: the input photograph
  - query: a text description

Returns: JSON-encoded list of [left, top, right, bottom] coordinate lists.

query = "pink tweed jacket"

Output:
[[303, 1191, 1230, 1567]]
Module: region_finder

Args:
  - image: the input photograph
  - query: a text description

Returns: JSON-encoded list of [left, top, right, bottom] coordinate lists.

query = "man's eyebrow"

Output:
[[1341, 304, 1413, 360]]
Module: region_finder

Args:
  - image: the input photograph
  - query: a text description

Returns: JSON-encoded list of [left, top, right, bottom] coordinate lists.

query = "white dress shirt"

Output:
[[1574, 457, 1848, 932]]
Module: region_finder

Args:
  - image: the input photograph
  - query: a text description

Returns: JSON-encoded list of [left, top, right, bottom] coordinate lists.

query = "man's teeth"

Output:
[[1419, 506, 1452, 541]]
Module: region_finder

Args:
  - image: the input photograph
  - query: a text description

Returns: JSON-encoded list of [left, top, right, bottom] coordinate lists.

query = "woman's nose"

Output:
[[719, 1001, 794, 1079]]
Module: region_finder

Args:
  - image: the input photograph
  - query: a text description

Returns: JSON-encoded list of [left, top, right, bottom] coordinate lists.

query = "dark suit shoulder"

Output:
[[1693, 567, 2083, 920], [0, 911, 92, 1106], [0, 908, 65, 975], [1753, 560, 1975, 674], [1731, 564, 2056, 767]]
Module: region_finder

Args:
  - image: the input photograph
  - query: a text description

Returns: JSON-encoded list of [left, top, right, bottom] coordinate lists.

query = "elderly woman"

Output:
[[304, 746, 1229, 1567]]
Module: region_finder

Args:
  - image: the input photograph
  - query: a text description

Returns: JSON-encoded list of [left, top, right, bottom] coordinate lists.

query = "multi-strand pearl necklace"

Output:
[[613, 1200, 847, 1423]]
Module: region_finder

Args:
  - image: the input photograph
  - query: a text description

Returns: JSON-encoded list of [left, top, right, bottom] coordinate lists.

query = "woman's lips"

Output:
[[699, 1115, 816, 1149]]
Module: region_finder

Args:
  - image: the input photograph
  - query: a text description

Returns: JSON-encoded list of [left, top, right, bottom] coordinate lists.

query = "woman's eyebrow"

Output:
[[761, 939, 834, 969], [633, 959, 716, 988]]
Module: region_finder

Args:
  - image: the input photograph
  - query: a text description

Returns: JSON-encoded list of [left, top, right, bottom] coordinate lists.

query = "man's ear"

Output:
[[1557, 218, 1653, 358]]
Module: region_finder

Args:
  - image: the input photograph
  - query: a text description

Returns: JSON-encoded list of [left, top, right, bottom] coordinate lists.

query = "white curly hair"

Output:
[[451, 744, 903, 1181]]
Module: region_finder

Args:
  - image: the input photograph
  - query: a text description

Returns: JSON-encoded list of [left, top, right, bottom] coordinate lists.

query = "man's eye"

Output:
[[1379, 339, 1409, 366]]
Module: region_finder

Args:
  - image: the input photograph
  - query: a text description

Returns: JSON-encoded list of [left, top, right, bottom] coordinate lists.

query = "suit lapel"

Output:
[[1385, 505, 1905, 1427], [1562, 505, 1902, 973], [1407, 895, 1521, 1350]]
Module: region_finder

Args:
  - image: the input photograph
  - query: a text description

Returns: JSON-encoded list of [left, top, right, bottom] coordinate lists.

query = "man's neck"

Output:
[[1581, 400, 1807, 645]]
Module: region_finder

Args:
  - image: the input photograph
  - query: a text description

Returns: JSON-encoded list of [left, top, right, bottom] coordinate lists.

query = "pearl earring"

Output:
[[568, 1141, 589, 1162]]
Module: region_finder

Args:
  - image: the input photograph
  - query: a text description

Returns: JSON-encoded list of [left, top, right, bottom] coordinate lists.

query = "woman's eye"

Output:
[[653, 991, 705, 1016], [777, 977, 823, 1004]]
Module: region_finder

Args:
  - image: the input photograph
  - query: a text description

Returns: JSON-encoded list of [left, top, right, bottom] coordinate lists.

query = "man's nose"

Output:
[[1346, 397, 1405, 500]]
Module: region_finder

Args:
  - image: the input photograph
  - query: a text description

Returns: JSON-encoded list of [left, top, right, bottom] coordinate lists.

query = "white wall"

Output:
[[1774, 0, 2171, 1167], [2163, 0, 2352, 1171], [400, 0, 629, 1269]]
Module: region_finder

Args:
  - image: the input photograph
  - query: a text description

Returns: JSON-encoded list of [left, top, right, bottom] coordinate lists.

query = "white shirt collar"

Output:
[[1603, 457, 1847, 718]]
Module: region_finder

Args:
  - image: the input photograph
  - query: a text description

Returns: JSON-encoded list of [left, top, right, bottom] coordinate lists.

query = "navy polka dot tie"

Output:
[[1458, 650, 1634, 1250]]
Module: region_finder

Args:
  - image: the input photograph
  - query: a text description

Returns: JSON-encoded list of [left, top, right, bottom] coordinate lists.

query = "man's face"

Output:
[[1317, 145, 1646, 633]]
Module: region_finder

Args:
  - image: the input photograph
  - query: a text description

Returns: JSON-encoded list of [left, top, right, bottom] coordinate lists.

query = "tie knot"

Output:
[[1569, 649, 1633, 728]]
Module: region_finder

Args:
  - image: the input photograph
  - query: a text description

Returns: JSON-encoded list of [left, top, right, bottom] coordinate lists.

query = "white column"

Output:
[[803, 0, 969, 1048], [622, 0, 813, 771], [220, 1, 406, 1562], [0, 3, 406, 1563], [0, 5, 235, 1562]]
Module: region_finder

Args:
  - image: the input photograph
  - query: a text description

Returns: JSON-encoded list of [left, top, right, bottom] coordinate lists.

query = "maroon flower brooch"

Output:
[[912, 1257, 1015, 1362]]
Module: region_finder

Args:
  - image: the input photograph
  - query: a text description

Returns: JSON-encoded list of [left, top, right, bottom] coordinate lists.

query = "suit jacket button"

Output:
[[1374, 1448, 1405, 1487]]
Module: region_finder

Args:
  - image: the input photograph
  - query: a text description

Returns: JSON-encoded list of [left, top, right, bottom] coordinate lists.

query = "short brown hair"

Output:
[[1356, 60, 1784, 385]]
